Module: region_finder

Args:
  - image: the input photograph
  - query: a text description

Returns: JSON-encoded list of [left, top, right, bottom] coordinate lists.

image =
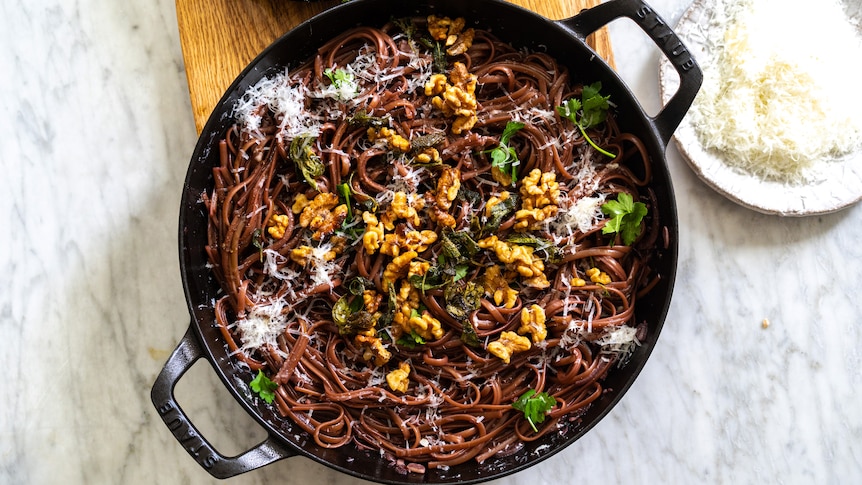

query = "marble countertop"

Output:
[[2, 0, 860, 483]]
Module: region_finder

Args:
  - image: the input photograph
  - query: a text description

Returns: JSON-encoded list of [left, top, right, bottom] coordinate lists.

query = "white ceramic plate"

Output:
[[659, 0, 862, 216]]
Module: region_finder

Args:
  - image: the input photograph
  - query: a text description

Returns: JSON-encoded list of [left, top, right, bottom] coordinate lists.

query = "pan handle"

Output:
[[150, 324, 297, 478], [560, 0, 702, 148]]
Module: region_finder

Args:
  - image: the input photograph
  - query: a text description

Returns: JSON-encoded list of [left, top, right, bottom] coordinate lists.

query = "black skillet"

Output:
[[152, 0, 701, 482]]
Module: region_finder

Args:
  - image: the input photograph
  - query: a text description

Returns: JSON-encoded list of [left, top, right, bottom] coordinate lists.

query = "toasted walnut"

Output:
[[386, 361, 411, 393], [427, 62, 478, 135], [382, 250, 418, 290], [367, 127, 411, 153], [408, 310, 444, 341], [424, 73, 448, 97], [362, 211, 384, 255], [299, 192, 349, 240], [291, 193, 311, 214], [518, 304, 547, 344], [452, 114, 479, 135], [408, 260, 431, 279], [514, 169, 560, 232], [289, 246, 313, 265], [427, 15, 465, 41], [586, 267, 611, 285], [483, 265, 519, 309], [381, 229, 438, 257], [329, 235, 348, 255], [355, 334, 391, 366], [267, 213, 290, 239], [289, 245, 336, 266], [415, 147, 441, 164], [379, 234, 399, 258], [427, 16, 474, 56], [424, 167, 460, 229], [513, 207, 558, 232], [448, 62, 473, 87], [524, 274, 549, 289], [487, 331, 531, 364], [446, 27, 474, 56], [426, 194, 457, 229], [390, 282, 443, 342], [380, 191, 424, 230], [435, 167, 461, 210], [478, 236, 549, 289], [363, 289, 382, 314], [405, 230, 438, 252], [520, 169, 560, 207], [393, 280, 420, 332]]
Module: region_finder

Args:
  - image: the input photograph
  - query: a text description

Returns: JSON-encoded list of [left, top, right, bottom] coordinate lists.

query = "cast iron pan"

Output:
[[152, 0, 701, 482]]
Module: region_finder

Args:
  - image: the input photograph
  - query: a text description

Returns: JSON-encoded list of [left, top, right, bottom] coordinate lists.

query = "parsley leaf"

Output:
[[556, 82, 616, 159], [512, 389, 556, 432], [488, 121, 524, 186], [600, 192, 648, 246], [249, 370, 278, 404], [323, 68, 358, 99]]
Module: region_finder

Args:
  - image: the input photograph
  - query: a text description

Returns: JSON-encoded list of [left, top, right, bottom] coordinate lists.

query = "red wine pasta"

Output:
[[202, 16, 658, 472]]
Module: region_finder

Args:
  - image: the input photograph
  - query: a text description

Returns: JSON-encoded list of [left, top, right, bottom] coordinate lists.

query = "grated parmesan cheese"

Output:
[[233, 299, 291, 353], [594, 325, 639, 361], [689, 0, 862, 182], [552, 194, 606, 239], [306, 242, 340, 288]]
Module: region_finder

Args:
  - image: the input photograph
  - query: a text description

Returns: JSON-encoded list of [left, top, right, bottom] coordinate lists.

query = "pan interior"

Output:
[[178, 1, 676, 483]]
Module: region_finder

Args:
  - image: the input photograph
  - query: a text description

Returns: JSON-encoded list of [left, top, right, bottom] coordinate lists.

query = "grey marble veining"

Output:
[[1, 0, 860, 484]]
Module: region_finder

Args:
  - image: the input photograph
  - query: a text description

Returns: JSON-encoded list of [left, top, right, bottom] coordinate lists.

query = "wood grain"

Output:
[[176, 0, 615, 134]]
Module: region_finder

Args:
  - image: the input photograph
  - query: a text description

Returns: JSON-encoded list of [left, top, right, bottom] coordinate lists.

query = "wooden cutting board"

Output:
[[176, 0, 615, 134]]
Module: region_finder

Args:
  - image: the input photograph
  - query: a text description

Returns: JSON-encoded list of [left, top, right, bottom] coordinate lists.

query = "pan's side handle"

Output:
[[560, 0, 702, 147], [151, 324, 297, 479]]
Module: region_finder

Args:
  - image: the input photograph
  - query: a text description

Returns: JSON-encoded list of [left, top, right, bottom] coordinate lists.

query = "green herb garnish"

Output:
[[324, 67, 358, 98], [374, 283, 398, 330], [347, 276, 374, 296], [348, 109, 389, 128], [289, 135, 325, 189], [337, 182, 353, 220], [251, 228, 265, 262], [396, 328, 427, 349], [443, 279, 484, 348], [392, 17, 418, 47], [419, 38, 448, 73], [556, 82, 616, 159], [512, 389, 556, 432], [332, 293, 375, 337], [410, 132, 446, 152], [460, 320, 480, 348], [600, 192, 647, 246], [249, 370, 278, 404], [488, 121, 525, 186], [506, 234, 563, 264], [480, 192, 518, 237], [443, 231, 480, 259]]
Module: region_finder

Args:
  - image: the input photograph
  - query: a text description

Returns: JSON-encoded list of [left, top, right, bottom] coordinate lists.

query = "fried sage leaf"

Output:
[[289, 135, 325, 189]]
